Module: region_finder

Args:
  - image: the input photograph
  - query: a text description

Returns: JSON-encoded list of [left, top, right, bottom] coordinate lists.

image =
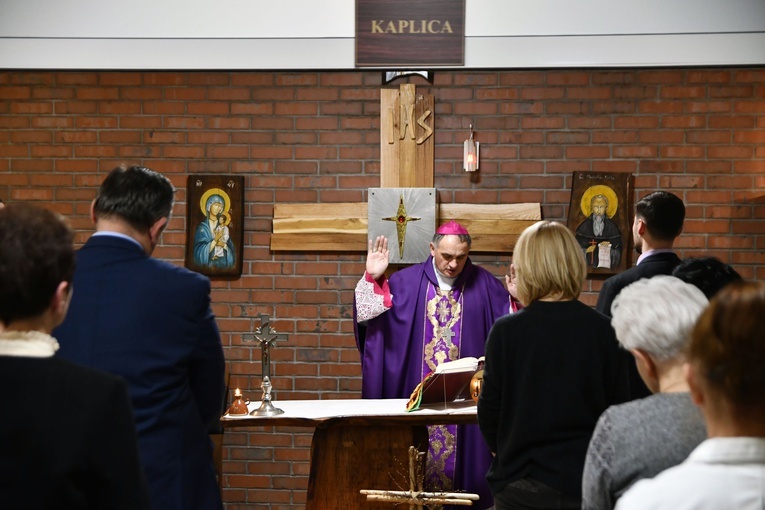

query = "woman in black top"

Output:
[[478, 220, 630, 510]]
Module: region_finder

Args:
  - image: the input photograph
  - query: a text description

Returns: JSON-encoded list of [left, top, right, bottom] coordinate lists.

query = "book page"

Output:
[[434, 356, 483, 374]]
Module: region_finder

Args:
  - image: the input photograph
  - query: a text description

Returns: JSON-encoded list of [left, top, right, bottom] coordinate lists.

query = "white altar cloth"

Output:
[[221, 398, 476, 423]]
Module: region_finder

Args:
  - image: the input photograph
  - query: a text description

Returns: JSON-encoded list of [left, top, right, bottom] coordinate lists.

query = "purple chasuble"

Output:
[[354, 257, 511, 509]]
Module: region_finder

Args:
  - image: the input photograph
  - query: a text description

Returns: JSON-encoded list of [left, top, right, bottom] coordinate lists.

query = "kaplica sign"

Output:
[[356, 0, 465, 67]]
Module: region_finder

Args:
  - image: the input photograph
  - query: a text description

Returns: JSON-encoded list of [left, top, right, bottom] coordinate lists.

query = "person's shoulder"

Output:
[[614, 477, 657, 510], [572, 302, 617, 341], [572, 299, 613, 323], [388, 259, 428, 282], [649, 393, 705, 423], [599, 266, 642, 302], [601, 395, 656, 423], [485, 312, 518, 347], [493, 310, 518, 326], [615, 463, 699, 510], [466, 262, 507, 288], [605, 264, 642, 286], [599, 274, 619, 297], [492, 304, 531, 329], [48, 357, 128, 390], [639, 253, 681, 274], [643, 251, 681, 263], [148, 258, 210, 287]]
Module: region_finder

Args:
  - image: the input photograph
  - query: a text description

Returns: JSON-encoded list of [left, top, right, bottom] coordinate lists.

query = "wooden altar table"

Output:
[[221, 398, 478, 509]]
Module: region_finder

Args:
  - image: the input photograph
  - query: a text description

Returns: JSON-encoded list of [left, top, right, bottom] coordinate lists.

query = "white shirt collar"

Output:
[[432, 258, 456, 291], [0, 331, 59, 358], [688, 437, 765, 465], [636, 248, 675, 265], [92, 230, 144, 249]]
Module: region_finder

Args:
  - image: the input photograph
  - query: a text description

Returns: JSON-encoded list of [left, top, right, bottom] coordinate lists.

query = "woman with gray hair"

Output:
[[616, 280, 765, 510], [582, 275, 709, 510]]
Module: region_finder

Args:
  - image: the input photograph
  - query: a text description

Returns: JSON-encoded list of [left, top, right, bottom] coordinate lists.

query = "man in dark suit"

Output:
[[54, 165, 226, 510], [595, 191, 685, 399], [0, 203, 150, 510]]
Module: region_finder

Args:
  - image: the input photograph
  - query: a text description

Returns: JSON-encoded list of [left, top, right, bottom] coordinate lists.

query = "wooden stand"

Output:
[[307, 424, 428, 509], [221, 399, 478, 509]]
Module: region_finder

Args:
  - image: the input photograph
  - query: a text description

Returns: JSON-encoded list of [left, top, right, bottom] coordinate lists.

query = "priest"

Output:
[[354, 220, 519, 509]]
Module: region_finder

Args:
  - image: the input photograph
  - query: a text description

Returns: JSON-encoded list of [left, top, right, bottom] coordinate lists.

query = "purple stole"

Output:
[[422, 280, 464, 492]]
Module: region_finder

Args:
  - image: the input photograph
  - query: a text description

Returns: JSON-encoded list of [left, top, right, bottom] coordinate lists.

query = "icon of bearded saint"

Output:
[[575, 193, 622, 269]]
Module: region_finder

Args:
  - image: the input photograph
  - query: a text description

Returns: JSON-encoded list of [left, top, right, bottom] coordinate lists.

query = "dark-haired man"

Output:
[[0, 203, 150, 509], [54, 165, 225, 510], [596, 191, 685, 400]]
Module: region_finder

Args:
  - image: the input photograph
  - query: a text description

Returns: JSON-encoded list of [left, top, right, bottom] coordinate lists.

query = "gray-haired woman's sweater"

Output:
[[582, 392, 707, 510]]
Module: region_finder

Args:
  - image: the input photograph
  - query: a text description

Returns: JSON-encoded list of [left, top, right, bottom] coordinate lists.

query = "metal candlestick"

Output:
[[246, 314, 288, 417]]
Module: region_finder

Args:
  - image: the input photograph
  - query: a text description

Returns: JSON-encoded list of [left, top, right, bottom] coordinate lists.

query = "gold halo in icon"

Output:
[[580, 185, 618, 218], [199, 188, 231, 225]]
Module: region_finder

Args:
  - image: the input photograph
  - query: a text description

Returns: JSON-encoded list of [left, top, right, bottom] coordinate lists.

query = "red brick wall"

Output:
[[1, 68, 764, 508]]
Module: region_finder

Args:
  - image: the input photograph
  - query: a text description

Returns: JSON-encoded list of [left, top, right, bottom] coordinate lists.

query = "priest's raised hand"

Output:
[[504, 263, 520, 301], [366, 235, 390, 280]]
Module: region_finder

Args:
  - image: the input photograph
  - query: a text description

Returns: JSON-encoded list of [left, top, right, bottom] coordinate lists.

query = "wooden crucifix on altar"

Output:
[[270, 83, 541, 255]]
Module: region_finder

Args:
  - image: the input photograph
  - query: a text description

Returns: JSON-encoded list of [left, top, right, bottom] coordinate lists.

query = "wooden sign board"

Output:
[[356, 0, 465, 66]]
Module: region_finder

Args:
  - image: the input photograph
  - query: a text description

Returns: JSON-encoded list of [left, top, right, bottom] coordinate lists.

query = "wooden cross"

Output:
[[246, 314, 288, 416], [270, 83, 541, 254], [360, 446, 479, 508]]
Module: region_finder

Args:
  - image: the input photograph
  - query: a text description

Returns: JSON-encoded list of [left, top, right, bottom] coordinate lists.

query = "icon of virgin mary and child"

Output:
[[193, 190, 236, 270]]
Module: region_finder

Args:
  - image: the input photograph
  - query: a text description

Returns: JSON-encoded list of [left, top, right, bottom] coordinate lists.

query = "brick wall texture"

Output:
[[1, 68, 764, 508]]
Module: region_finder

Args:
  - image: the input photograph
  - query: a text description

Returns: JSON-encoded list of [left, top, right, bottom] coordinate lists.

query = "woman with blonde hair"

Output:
[[478, 221, 630, 510], [616, 281, 765, 510]]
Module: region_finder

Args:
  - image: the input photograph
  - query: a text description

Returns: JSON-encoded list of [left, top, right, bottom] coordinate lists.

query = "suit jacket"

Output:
[[54, 235, 226, 510], [596, 252, 682, 317], [0, 356, 150, 510], [595, 251, 681, 400]]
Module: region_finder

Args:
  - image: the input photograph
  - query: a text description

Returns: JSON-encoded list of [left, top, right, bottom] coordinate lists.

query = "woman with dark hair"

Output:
[[478, 221, 630, 510], [0, 203, 149, 509], [616, 281, 765, 510]]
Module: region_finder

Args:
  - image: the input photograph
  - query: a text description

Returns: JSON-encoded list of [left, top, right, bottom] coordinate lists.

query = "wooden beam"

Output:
[[270, 233, 366, 252], [440, 203, 541, 222], [273, 203, 368, 234], [270, 202, 541, 254]]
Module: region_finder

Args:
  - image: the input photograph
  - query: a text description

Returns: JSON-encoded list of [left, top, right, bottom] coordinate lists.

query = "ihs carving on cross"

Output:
[[246, 314, 288, 417]]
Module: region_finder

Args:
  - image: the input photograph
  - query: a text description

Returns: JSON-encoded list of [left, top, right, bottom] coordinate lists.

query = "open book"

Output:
[[405, 357, 484, 411]]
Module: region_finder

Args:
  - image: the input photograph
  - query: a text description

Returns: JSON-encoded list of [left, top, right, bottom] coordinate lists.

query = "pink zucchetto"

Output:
[[436, 220, 470, 236]]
